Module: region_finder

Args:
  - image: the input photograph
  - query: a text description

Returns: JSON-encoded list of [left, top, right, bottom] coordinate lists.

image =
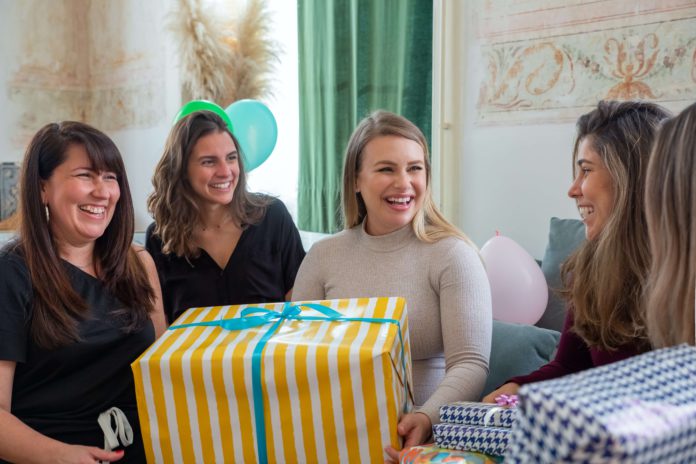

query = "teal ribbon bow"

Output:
[[170, 302, 410, 464]]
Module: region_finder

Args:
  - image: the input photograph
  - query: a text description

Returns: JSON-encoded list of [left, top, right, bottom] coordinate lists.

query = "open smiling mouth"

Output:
[[578, 206, 594, 219], [79, 205, 106, 216], [386, 196, 413, 206]]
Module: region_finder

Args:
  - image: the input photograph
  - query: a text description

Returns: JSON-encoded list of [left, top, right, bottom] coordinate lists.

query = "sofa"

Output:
[[1, 218, 585, 399]]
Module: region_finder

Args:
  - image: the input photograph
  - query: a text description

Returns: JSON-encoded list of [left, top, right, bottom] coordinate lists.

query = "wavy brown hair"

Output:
[[644, 101, 696, 347], [342, 110, 475, 246], [15, 121, 154, 349], [148, 111, 271, 257], [561, 101, 670, 350]]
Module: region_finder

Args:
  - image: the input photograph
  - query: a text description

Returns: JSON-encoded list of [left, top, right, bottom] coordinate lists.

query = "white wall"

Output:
[[0, 0, 301, 233], [245, 0, 299, 220], [0, 0, 179, 231], [0, 0, 24, 164], [433, 1, 579, 259]]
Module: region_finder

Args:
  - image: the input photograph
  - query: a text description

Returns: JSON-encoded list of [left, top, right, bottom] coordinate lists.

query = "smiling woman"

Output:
[[41, 144, 121, 251], [0, 121, 166, 463], [354, 135, 427, 236], [483, 100, 671, 405], [568, 139, 614, 241], [293, 111, 493, 459], [146, 110, 305, 323]]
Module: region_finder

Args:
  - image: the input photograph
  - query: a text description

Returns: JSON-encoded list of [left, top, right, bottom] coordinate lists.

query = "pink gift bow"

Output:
[[495, 394, 519, 407]]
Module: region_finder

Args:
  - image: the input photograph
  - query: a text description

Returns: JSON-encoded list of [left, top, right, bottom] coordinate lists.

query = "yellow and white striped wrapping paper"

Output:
[[132, 296, 413, 463]]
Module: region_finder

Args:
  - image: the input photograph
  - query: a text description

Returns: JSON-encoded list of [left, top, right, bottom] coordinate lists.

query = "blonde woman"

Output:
[[644, 101, 696, 347], [484, 101, 671, 403], [292, 111, 492, 457]]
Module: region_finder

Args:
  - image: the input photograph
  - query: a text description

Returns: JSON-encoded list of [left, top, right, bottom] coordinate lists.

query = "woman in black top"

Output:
[[0, 122, 166, 463], [146, 110, 305, 323]]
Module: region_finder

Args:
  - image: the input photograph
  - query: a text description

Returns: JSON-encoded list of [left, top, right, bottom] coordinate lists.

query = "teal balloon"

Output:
[[174, 100, 234, 134], [225, 100, 278, 172]]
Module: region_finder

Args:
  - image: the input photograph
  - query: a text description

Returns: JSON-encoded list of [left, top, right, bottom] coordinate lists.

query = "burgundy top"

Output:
[[508, 309, 648, 386]]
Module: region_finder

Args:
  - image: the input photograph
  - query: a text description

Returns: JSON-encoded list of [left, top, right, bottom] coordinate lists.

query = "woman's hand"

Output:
[[384, 412, 432, 462], [481, 382, 520, 403], [56, 445, 124, 463]]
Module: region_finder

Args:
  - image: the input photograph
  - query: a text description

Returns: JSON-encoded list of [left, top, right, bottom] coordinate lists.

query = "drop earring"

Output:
[[44, 204, 50, 222]]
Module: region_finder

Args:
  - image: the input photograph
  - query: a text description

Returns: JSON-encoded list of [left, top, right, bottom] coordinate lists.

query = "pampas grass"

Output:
[[170, 0, 278, 106]]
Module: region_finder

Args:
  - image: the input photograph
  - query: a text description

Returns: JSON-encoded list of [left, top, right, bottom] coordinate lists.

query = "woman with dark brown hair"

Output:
[[0, 121, 166, 463], [484, 100, 670, 403], [146, 110, 305, 323]]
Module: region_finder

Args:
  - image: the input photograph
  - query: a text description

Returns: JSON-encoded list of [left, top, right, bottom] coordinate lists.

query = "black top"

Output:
[[0, 245, 154, 463], [145, 198, 306, 323]]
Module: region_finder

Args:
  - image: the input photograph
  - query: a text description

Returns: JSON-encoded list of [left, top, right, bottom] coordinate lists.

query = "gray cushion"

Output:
[[482, 320, 561, 398], [536, 217, 585, 332]]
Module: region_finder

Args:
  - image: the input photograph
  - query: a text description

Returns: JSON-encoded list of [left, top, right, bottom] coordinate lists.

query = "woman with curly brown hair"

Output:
[[484, 100, 671, 403], [146, 110, 305, 323]]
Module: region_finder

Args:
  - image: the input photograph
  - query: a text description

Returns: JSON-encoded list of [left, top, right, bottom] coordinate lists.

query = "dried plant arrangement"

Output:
[[170, 0, 278, 106]]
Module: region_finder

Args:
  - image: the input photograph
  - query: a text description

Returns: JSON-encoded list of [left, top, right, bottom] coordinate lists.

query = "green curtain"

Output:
[[297, 0, 433, 233]]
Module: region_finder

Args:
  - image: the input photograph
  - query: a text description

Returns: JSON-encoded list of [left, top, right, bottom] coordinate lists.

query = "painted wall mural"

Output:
[[7, 0, 165, 145], [476, 0, 696, 124]]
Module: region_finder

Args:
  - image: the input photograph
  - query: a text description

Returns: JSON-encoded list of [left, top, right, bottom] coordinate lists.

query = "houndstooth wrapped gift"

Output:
[[439, 402, 517, 428], [505, 344, 696, 463], [433, 423, 511, 456]]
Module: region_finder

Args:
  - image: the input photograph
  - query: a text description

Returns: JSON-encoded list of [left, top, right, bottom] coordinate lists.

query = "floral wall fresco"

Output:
[[6, 0, 166, 146], [476, 0, 696, 124]]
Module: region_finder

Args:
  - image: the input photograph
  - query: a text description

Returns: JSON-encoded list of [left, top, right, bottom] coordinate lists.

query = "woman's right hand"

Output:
[[481, 382, 520, 403], [56, 446, 124, 464]]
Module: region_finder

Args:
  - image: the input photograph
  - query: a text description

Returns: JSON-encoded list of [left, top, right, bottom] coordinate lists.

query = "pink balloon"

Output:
[[480, 234, 548, 325]]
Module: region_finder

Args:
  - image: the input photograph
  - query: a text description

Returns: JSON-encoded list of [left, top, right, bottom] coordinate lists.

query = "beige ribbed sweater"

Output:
[[292, 223, 492, 423]]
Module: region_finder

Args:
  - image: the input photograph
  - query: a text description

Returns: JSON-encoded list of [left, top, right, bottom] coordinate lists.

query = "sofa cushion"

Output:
[[482, 320, 561, 398], [536, 217, 585, 332]]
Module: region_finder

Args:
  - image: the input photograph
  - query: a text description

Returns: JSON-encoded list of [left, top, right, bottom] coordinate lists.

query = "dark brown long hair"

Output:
[[561, 101, 670, 350], [148, 110, 271, 257], [17, 121, 154, 349]]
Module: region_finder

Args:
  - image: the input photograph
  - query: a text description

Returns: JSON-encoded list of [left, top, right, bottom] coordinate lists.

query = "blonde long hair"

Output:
[[342, 110, 474, 246], [644, 101, 696, 347], [561, 101, 670, 350]]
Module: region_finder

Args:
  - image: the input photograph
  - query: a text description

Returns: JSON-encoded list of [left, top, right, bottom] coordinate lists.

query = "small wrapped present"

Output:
[[132, 297, 413, 463], [439, 401, 517, 428], [399, 444, 503, 463], [433, 424, 511, 457], [506, 344, 696, 463]]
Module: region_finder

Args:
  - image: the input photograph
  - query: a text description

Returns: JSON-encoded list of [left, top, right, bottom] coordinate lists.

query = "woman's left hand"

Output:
[[384, 412, 432, 462]]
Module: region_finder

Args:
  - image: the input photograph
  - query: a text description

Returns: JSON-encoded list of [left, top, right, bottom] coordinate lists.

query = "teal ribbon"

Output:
[[170, 302, 410, 464]]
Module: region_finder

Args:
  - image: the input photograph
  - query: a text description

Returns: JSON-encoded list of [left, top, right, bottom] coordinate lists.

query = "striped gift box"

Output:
[[132, 297, 413, 463], [434, 423, 511, 457], [439, 402, 517, 428]]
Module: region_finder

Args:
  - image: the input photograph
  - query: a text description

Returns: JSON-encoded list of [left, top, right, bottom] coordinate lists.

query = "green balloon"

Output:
[[173, 100, 234, 133]]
